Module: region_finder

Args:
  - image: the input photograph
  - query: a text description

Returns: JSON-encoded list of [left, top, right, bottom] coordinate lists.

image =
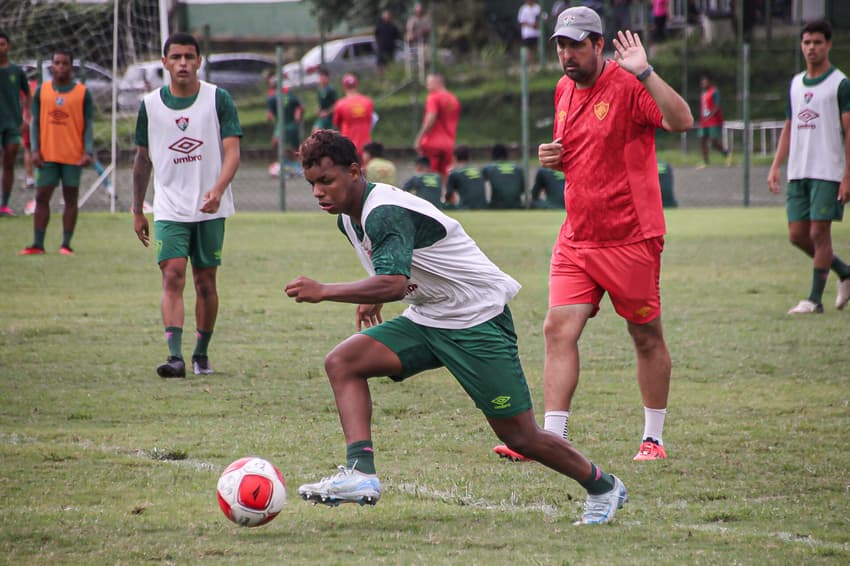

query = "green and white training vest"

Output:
[[788, 68, 847, 182], [341, 183, 521, 329], [145, 81, 235, 222]]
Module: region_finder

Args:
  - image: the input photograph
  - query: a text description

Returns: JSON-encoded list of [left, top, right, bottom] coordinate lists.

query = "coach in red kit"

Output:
[[495, 7, 693, 463]]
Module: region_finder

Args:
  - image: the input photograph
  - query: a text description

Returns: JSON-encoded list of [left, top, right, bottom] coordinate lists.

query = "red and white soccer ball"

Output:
[[216, 457, 286, 527]]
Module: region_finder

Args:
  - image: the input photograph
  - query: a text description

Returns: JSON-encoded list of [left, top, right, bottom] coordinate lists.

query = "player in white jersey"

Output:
[[132, 33, 242, 378], [768, 20, 850, 314], [285, 129, 628, 525]]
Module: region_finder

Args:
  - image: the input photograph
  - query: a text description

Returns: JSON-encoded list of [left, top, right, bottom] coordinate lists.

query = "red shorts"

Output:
[[21, 122, 30, 149], [421, 146, 453, 178], [549, 236, 664, 323]]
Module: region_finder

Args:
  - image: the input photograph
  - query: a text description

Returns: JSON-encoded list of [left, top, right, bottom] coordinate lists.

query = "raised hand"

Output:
[[612, 30, 649, 76]]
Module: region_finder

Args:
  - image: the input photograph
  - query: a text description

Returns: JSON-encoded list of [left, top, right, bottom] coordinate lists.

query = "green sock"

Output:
[[165, 326, 183, 359], [33, 229, 46, 249], [1, 192, 9, 207], [580, 463, 615, 495], [831, 256, 850, 280], [808, 268, 829, 304], [61, 230, 73, 248], [346, 440, 376, 475], [193, 329, 213, 357]]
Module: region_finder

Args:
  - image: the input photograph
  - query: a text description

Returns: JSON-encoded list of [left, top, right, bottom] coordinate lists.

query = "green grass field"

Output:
[[1, 208, 848, 565]]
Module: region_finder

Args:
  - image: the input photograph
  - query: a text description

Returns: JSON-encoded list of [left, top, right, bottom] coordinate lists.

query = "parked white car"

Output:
[[118, 53, 275, 111], [282, 35, 454, 89], [22, 60, 114, 111]]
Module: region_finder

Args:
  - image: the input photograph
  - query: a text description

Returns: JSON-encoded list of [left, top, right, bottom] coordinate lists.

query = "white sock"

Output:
[[544, 410, 570, 440], [642, 407, 667, 445]]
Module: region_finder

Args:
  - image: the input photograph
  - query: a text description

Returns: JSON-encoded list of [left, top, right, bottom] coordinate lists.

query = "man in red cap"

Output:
[[332, 73, 374, 158]]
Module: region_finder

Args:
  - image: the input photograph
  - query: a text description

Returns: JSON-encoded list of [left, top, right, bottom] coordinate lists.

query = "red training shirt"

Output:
[[699, 85, 723, 128], [420, 89, 460, 152], [553, 61, 665, 247], [333, 93, 374, 156]]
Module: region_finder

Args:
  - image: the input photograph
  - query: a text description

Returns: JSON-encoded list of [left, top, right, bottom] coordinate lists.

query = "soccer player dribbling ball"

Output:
[[285, 129, 628, 525]]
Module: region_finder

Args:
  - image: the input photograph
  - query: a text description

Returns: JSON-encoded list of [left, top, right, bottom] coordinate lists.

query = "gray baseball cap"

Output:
[[550, 6, 603, 41]]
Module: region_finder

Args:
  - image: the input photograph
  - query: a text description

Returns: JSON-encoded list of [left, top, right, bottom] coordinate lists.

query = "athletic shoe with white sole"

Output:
[[192, 354, 213, 375], [633, 438, 668, 461], [575, 475, 628, 525], [836, 278, 850, 310], [787, 299, 824, 314], [299, 465, 381, 507]]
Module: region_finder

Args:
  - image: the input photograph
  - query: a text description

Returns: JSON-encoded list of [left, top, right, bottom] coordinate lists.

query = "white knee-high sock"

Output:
[[642, 407, 667, 444], [544, 410, 570, 440]]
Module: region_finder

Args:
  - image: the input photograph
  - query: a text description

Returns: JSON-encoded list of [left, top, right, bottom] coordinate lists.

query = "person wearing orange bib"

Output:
[[19, 49, 93, 256]]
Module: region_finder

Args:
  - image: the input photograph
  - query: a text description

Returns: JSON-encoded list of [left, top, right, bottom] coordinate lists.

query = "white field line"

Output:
[[4, 432, 848, 552], [0, 431, 219, 472], [392, 481, 564, 518], [677, 523, 850, 553]]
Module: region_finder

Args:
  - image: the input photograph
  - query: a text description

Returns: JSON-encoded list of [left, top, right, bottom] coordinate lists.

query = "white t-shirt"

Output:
[[518, 3, 542, 40]]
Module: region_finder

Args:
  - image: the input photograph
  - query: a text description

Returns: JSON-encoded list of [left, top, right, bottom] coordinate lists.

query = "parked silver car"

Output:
[[22, 60, 114, 111], [282, 35, 453, 89], [118, 53, 275, 111]]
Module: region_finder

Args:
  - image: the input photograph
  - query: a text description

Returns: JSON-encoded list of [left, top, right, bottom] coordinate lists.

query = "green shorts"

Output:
[[786, 179, 845, 222], [284, 124, 300, 151], [361, 306, 533, 419], [35, 162, 83, 188], [0, 126, 22, 147], [699, 126, 722, 140], [154, 218, 226, 267]]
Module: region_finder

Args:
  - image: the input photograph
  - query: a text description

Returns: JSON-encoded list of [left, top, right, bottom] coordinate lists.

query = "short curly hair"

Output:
[[299, 129, 361, 169]]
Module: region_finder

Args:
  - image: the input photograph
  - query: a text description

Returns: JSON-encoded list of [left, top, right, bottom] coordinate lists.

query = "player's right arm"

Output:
[[30, 86, 43, 168], [768, 119, 791, 194], [538, 138, 563, 170], [132, 146, 152, 246], [132, 101, 152, 245]]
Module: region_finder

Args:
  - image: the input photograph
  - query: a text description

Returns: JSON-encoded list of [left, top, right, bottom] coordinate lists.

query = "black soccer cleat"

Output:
[[157, 356, 186, 378]]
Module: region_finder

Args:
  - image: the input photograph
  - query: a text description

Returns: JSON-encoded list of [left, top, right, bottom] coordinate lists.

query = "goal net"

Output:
[[0, 0, 164, 212]]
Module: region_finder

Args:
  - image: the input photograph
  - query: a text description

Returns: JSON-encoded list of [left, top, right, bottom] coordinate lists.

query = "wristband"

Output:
[[636, 65, 653, 82]]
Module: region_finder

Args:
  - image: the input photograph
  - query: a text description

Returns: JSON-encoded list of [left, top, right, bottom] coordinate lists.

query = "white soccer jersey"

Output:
[[787, 68, 847, 182], [518, 4, 542, 40], [145, 81, 235, 222], [341, 183, 521, 329]]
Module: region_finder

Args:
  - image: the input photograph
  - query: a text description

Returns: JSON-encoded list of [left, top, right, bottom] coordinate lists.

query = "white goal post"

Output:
[[0, 0, 169, 213]]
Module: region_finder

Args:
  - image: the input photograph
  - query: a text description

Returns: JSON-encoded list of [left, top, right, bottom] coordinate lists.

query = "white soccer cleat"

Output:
[[575, 475, 628, 525], [836, 278, 850, 310], [298, 465, 382, 507], [787, 300, 824, 314]]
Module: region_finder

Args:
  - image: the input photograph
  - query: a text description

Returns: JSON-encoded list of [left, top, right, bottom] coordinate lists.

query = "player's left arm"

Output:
[[202, 89, 243, 213], [20, 69, 32, 128], [840, 110, 850, 204], [612, 30, 693, 132], [837, 78, 850, 204], [79, 89, 95, 167]]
